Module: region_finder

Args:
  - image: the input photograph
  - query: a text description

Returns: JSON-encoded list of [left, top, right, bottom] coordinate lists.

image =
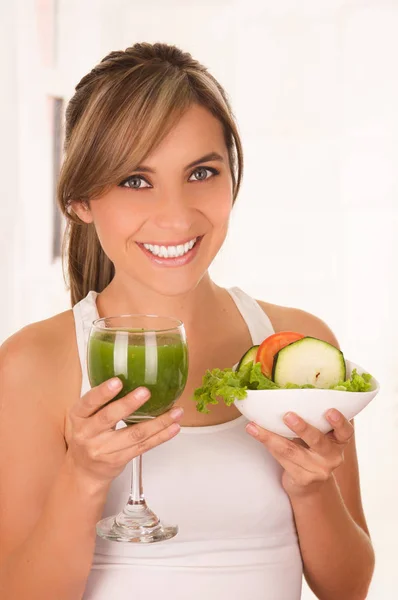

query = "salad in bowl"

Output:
[[194, 332, 380, 438]]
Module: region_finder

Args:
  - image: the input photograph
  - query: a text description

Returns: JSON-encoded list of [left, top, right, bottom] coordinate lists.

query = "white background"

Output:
[[1, 0, 397, 597]]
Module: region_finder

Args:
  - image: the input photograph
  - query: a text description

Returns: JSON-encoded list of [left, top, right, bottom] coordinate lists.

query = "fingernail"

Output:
[[170, 407, 184, 420], [327, 409, 340, 422], [246, 423, 259, 436], [108, 378, 122, 391], [284, 412, 300, 426], [169, 423, 181, 435], [134, 387, 151, 401]]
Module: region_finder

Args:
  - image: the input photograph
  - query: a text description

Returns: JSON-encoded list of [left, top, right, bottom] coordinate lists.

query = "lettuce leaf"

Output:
[[193, 362, 281, 413], [237, 362, 280, 390], [193, 368, 247, 413], [193, 362, 373, 413], [330, 369, 372, 392]]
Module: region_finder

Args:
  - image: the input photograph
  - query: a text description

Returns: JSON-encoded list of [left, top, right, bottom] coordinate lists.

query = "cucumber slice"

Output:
[[272, 337, 346, 388], [237, 345, 260, 373]]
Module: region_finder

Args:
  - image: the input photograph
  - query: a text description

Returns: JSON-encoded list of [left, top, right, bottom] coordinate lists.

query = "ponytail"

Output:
[[63, 219, 114, 306]]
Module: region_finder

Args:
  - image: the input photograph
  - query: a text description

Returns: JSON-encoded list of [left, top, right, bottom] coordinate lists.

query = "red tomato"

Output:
[[256, 331, 305, 379]]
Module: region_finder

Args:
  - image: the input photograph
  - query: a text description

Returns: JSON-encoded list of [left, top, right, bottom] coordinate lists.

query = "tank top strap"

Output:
[[72, 290, 99, 396], [227, 287, 275, 345]]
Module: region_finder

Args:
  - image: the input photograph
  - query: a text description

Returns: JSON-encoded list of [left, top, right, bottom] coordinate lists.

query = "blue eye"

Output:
[[188, 167, 219, 182], [120, 175, 151, 190], [119, 166, 219, 190]]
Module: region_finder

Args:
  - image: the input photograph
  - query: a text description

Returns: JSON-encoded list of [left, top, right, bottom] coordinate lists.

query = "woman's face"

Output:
[[72, 104, 234, 296]]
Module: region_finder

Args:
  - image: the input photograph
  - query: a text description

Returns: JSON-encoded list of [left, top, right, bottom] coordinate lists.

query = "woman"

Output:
[[0, 42, 374, 599]]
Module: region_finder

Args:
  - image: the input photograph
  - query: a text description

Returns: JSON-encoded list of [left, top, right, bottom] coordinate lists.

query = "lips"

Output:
[[137, 236, 203, 268], [142, 237, 198, 259]]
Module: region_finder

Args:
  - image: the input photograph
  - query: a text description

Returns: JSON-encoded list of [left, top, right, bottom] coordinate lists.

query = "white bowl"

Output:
[[234, 360, 380, 438]]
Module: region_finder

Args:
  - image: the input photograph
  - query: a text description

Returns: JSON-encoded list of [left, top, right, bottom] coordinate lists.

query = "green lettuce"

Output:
[[194, 368, 247, 413], [236, 361, 280, 390], [330, 370, 372, 392], [193, 362, 373, 414]]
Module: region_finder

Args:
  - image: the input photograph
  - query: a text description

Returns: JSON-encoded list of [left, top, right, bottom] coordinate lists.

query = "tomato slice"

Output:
[[256, 331, 305, 379]]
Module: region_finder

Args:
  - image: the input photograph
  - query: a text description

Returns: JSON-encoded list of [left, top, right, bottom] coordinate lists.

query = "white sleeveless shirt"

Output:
[[73, 287, 303, 600]]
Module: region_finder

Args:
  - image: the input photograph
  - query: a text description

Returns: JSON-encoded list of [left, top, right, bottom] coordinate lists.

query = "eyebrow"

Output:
[[133, 152, 225, 174]]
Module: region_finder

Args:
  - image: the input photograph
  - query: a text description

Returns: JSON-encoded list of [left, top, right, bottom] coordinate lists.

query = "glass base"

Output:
[[96, 503, 178, 543]]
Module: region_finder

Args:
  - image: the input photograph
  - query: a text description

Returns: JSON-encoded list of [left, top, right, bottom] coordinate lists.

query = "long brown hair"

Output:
[[57, 42, 244, 306]]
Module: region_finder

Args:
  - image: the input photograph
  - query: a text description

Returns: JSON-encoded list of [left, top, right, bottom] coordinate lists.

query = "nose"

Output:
[[153, 192, 196, 233]]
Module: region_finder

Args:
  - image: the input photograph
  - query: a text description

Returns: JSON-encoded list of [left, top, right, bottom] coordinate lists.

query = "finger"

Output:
[[113, 420, 182, 462], [246, 423, 330, 479], [71, 378, 124, 419], [282, 412, 332, 455], [294, 438, 310, 449], [279, 459, 333, 493], [272, 454, 315, 486], [86, 387, 151, 436], [100, 407, 184, 453], [325, 409, 354, 444], [246, 423, 321, 472]]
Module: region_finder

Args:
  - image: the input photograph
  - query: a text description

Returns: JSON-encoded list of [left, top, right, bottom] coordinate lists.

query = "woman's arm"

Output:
[[248, 416, 374, 600], [289, 461, 374, 600], [0, 324, 109, 600], [254, 303, 375, 599], [1, 456, 109, 600]]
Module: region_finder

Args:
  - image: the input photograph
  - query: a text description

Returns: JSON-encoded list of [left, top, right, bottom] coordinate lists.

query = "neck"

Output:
[[96, 272, 225, 334]]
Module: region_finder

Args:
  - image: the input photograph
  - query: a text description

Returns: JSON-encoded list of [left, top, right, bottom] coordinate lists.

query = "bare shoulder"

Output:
[[1, 309, 78, 375], [257, 300, 339, 348], [0, 310, 81, 428]]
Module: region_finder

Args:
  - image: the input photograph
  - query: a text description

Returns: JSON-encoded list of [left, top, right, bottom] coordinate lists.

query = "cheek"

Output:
[[200, 183, 233, 229], [90, 201, 146, 256]]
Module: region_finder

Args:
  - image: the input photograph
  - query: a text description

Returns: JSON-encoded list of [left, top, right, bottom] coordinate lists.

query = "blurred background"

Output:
[[1, 0, 397, 597]]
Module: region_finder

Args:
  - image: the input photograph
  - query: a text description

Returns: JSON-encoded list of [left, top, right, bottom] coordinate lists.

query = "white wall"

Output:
[[0, 1, 19, 341], [0, 0, 72, 339], [3, 0, 398, 597]]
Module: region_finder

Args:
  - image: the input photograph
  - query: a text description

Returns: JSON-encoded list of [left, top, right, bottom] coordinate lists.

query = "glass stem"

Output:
[[115, 454, 160, 530], [128, 455, 145, 505]]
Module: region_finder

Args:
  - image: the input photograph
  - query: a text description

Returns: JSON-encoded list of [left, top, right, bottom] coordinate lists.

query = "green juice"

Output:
[[88, 332, 188, 424]]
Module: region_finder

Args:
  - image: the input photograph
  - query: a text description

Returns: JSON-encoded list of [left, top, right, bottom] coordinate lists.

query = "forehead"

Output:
[[145, 104, 226, 165]]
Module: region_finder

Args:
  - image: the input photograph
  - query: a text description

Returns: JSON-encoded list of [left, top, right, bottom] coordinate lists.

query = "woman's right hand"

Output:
[[65, 378, 183, 486]]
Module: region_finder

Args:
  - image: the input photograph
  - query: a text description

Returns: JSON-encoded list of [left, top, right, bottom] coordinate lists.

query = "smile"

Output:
[[136, 236, 203, 267], [142, 237, 198, 258]]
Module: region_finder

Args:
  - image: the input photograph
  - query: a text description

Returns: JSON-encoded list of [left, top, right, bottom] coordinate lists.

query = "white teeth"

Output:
[[143, 238, 198, 258]]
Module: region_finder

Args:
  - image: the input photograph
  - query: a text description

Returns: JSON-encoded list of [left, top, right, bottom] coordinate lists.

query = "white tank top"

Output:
[[73, 287, 303, 600]]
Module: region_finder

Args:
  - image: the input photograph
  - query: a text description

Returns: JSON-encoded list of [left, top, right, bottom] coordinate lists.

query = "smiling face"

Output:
[[72, 104, 234, 297]]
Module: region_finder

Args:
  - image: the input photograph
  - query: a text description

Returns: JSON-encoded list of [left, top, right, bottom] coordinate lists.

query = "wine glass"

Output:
[[87, 314, 188, 543]]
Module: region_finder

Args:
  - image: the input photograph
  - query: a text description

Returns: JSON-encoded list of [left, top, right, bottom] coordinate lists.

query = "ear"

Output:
[[69, 200, 94, 224]]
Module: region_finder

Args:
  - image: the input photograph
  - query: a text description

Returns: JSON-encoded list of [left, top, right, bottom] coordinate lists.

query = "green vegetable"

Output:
[[331, 370, 372, 392], [237, 361, 280, 390], [193, 362, 373, 414], [272, 337, 346, 388], [194, 368, 248, 414], [237, 345, 259, 373]]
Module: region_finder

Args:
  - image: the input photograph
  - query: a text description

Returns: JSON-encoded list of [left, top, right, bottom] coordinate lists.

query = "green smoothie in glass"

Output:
[[88, 331, 188, 424]]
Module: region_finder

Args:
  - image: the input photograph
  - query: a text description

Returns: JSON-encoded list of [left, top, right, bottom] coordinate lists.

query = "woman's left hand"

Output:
[[246, 409, 354, 498]]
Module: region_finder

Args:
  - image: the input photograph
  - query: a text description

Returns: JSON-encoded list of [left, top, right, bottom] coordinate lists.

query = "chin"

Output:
[[138, 272, 206, 298]]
